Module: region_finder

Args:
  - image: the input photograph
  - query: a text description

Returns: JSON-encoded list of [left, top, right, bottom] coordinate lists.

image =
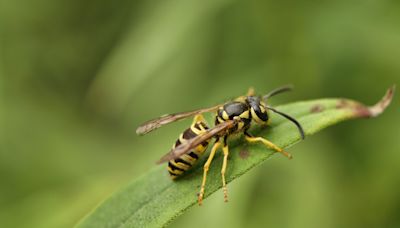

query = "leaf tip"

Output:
[[356, 85, 396, 118]]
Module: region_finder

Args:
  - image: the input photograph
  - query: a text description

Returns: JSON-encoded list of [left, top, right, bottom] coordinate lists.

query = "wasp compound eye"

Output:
[[247, 96, 269, 124]]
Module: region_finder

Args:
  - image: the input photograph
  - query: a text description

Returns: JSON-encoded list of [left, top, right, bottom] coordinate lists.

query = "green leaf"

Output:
[[76, 86, 395, 228]]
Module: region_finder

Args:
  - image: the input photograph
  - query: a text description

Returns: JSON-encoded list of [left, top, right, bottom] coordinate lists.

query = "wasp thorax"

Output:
[[246, 96, 269, 124]]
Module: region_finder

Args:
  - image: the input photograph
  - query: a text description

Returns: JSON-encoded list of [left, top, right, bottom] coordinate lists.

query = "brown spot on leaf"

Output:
[[239, 149, 250, 159], [310, 104, 324, 113], [336, 99, 349, 109]]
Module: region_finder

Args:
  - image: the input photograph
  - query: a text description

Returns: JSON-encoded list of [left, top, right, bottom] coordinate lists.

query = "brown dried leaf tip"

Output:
[[355, 85, 396, 118]]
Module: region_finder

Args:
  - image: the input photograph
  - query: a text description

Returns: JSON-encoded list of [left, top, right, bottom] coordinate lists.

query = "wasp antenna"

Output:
[[266, 106, 305, 140], [263, 85, 294, 100]]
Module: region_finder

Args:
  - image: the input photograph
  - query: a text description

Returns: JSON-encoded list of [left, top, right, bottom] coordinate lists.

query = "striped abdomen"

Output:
[[168, 121, 210, 179]]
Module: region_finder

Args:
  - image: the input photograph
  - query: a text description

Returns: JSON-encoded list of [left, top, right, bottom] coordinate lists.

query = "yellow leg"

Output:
[[247, 87, 255, 96], [198, 141, 221, 205], [221, 144, 229, 202], [193, 114, 205, 124], [245, 135, 292, 159]]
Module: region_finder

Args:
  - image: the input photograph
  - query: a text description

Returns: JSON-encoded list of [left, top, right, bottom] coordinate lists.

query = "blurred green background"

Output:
[[1, 0, 399, 227]]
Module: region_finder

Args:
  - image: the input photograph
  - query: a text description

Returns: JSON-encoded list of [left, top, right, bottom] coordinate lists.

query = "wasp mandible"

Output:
[[136, 85, 305, 205]]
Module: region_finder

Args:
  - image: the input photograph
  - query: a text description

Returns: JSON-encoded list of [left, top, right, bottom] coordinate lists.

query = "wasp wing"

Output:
[[136, 105, 221, 135], [156, 119, 238, 164]]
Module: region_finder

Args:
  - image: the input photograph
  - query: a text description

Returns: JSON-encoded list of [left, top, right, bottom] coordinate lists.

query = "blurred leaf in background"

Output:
[[0, 0, 399, 227]]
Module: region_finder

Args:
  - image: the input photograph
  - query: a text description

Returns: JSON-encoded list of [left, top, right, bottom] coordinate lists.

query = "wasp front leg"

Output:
[[244, 132, 292, 159]]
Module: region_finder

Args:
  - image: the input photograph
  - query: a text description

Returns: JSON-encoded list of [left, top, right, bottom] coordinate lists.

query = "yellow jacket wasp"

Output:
[[136, 86, 305, 205]]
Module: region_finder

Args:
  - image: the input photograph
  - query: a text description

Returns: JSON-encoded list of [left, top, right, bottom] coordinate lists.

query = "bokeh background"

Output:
[[1, 0, 399, 227]]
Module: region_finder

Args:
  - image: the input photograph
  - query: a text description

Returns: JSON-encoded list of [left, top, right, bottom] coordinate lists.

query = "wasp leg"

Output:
[[193, 114, 205, 124], [198, 139, 221, 205], [221, 136, 229, 202], [247, 87, 255, 96], [244, 132, 292, 159]]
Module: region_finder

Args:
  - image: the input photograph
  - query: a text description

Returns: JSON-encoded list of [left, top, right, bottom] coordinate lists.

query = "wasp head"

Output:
[[246, 96, 269, 125]]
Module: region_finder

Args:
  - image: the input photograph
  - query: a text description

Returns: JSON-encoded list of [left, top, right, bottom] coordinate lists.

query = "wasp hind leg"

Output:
[[198, 139, 221, 205], [244, 132, 292, 159], [192, 114, 206, 124], [221, 135, 229, 202]]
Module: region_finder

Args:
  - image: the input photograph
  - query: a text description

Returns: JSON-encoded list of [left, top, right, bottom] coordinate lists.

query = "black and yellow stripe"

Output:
[[215, 102, 252, 134], [168, 120, 210, 179]]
